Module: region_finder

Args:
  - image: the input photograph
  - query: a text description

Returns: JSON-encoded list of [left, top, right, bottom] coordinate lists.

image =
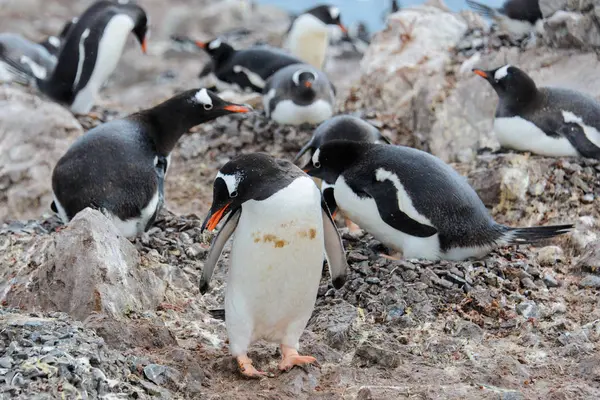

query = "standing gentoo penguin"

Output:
[[466, 0, 542, 38], [51, 89, 251, 238], [172, 36, 304, 93], [30, 1, 148, 114], [294, 115, 390, 216], [304, 141, 572, 261], [263, 64, 336, 125], [473, 65, 600, 159], [284, 5, 348, 69], [200, 153, 348, 377]]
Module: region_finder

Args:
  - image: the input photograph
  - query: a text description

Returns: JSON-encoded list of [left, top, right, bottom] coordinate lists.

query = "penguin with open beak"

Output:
[[200, 153, 348, 378]]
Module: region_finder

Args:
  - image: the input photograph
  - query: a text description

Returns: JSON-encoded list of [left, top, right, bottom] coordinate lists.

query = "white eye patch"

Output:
[[312, 148, 321, 166], [329, 7, 340, 19], [292, 69, 318, 86], [494, 65, 511, 81], [216, 172, 240, 195], [209, 38, 222, 50], [193, 88, 212, 106]]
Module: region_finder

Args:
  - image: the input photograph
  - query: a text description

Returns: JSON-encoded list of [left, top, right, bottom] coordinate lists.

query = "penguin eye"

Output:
[[314, 161, 321, 168], [230, 190, 238, 198], [203, 103, 213, 110]]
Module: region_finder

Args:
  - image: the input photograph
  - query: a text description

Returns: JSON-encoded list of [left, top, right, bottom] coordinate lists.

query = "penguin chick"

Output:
[[474, 64, 600, 159], [180, 36, 303, 93], [284, 5, 348, 69], [32, 1, 149, 114], [466, 0, 541, 39], [294, 115, 390, 216], [51, 89, 251, 238], [200, 153, 348, 378], [304, 140, 572, 261], [263, 64, 336, 126]]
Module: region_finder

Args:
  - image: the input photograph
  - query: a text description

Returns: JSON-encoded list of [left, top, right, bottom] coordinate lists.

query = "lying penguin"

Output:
[[466, 0, 542, 39], [304, 140, 572, 261], [51, 89, 251, 238], [294, 115, 390, 221], [172, 36, 303, 93], [474, 65, 600, 159], [284, 5, 348, 69], [200, 153, 348, 378], [263, 64, 336, 126]]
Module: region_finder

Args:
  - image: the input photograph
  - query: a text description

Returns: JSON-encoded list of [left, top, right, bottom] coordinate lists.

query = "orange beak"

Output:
[[338, 23, 348, 34], [205, 204, 230, 231], [304, 81, 312, 88], [473, 69, 488, 79], [223, 104, 252, 113], [195, 41, 207, 49], [141, 38, 148, 54], [332, 210, 338, 219], [303, 168, 309, 173]]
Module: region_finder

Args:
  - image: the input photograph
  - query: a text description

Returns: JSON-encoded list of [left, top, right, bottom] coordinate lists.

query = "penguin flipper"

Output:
[[465, 0, 499, 19], [557, 123, 600, 159], [292, 140, 314, 163], [321, 201, 348, 289], [362, 178, 438, 238], [198, 61, 214, 79], [199, 209, 241, 294]]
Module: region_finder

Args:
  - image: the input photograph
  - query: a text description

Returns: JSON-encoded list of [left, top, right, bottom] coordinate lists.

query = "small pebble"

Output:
[[365, 277, 381, 285]]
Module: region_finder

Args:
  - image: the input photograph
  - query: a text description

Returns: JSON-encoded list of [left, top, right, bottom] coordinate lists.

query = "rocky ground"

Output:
[[2, 0, 600, 399]]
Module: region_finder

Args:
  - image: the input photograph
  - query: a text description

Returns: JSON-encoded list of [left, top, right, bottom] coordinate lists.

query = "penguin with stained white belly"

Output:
[[51, 88, 251, 238], [263, 64, 336, 126], [304, 140, 572, 261], [294, 115, 390, 218], [10, 1, 149, 114], [200, 153, 348, 378], [284, 5, 348, 69], [473, 65, 600, 159], [171, 36, 304, 93]]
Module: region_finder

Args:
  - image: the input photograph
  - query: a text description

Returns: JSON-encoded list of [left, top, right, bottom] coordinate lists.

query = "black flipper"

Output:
[[321, 197, 348, 289], [465, 0, 499, 18], [557, 123, 600, 159], [144, 156, 168, 232]]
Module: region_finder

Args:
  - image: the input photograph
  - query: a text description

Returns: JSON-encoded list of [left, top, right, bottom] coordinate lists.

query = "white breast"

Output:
[[225, 177, 325, 351], [70, 14, 135, 114], [285, 14, 329, 69], [494, 116, 579, 157], [268, 99, 333, 125], [334, 176, 441, 260], [497, 15, 534, 38]]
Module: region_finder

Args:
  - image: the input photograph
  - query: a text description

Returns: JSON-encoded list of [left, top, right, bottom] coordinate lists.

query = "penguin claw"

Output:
[[278, 355, 317, 371], [237, 357, 271, 379]]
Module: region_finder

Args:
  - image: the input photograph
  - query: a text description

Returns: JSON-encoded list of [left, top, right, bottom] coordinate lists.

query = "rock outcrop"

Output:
[[0, 86, 83, 221], [541, 0, 600, 50]]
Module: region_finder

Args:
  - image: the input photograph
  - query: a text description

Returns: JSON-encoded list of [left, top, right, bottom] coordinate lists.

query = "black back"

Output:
[[501, 0, 542, 24], [307, 141, 501, 249]]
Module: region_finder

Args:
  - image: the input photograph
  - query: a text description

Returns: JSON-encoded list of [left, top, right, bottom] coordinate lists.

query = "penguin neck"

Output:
[[135, 101, 207, 155], [295, 86, 317, 103], [499, 87, 539, 114]]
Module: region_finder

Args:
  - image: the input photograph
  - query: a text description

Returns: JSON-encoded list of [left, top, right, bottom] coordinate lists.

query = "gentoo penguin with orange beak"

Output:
[[304, 140, 572, 261], [51, 89, 251, 237], [200, 153, 348, 378]]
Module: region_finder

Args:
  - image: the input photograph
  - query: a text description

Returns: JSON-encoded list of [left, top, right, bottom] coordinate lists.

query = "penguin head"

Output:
[[473, 65, 538, 104], [292, 69, 318, 89], [185, 88, 253, 122], [194, 38, 235, 62], [117, 1, 149, 53], [303, 140, 369, 183], [202, 154, 299, 232], [305, 5, 347, 33], [294, 115, 389, 164]]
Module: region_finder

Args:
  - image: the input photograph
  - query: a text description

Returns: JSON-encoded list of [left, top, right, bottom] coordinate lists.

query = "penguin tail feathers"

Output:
[[465, 0, 499, 19], [500, 224, 573, 246], [208, 308, 225, 321]]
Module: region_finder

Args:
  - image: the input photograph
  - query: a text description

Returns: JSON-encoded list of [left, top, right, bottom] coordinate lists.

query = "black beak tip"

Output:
[[332, 275, 346, 290]]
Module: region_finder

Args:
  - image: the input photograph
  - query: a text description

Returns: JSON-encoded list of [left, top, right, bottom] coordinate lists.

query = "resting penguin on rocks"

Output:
[[304, 140, 572, 261], [474, 65, 600, 160], [172, 36, 303, 93], [263, 63, 336, 126], [51, 89, 251, 238], [284, 4, 348, 69], [466, 0, 542, 39], [294, 115, 390, 229], [0, 18, 75, 84], [200, 153, 348, 378], [2, 1, 149, 114]]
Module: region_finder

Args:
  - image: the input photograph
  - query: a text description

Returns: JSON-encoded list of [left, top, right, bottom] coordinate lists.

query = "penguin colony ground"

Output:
[[1, 0, 598, 379]]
